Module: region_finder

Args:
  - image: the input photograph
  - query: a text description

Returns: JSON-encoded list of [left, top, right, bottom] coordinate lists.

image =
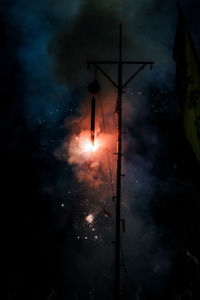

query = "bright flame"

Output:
[[67, 130, 115, 181], [85, 214, 94, 224], [82, 139, 99, 153]]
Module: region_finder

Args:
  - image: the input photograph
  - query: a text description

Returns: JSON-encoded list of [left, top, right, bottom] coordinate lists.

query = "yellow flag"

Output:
[[173, 4, 200, 162]]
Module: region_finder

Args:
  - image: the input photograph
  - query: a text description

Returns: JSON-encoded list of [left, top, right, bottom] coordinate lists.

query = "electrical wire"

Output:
[[99, 97, 116, 209]]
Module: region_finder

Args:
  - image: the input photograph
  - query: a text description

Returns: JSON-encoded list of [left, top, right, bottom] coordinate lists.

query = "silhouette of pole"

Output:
[[115, 23, 122, 300], [87, 24, 154, 300]]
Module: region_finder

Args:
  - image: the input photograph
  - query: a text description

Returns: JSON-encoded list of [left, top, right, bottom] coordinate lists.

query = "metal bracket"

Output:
[[113, 153, 123, 157], [120, 219, 125, 232]]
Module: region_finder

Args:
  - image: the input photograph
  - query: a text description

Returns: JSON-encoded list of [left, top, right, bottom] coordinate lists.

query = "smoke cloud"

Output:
[[6, 0, 200, 298], [48, 0, 180, 298]]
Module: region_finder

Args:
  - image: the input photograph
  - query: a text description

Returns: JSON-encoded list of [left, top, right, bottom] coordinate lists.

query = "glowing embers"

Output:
[[85, 213, 94, 224]]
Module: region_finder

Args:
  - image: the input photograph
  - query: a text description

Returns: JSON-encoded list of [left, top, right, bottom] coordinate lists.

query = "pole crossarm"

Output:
[[87, 60, 154, 65], [122, 63, 150, 88], [89, 62, 118, 88], [87, 61, 154, 89]]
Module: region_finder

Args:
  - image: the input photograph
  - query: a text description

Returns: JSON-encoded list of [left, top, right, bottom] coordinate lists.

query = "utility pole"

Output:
[[87, 24, 154, 300]]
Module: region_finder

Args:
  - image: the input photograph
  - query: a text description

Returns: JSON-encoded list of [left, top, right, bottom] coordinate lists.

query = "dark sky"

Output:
[[2, 1, 200, 300]]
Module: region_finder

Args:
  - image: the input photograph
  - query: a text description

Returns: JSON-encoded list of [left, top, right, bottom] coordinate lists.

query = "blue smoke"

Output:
[[7, 0, 82, 129]]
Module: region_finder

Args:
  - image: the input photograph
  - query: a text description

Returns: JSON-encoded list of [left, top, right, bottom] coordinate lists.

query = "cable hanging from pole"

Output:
[[95, 67, 116, 207], [100, 98, 115, 205]]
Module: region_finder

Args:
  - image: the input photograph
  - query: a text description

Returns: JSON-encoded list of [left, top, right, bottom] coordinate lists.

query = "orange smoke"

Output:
[[61, 92, 117, 188], [54, 91, 134, 225], [68, 130, 101, 161], [68, 129, 114, 178], [55, 91, 118, 195]]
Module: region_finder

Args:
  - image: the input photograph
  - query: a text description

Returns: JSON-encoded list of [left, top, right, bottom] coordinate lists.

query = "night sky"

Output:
[[3, 1, 200, 300]]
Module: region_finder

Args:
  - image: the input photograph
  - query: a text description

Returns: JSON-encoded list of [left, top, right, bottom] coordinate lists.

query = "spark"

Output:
[[85, 214, 94, 224], [82, 139, 99, 153], [69, 130, 112, 165], [61, 203, 65, 207]]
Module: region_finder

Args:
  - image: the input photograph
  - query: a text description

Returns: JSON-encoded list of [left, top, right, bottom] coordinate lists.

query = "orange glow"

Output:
[[70, 131, 102, 160], [67, 128, 115, 180], [62, 92, 118, 187], [82, 138, 99, 153]]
